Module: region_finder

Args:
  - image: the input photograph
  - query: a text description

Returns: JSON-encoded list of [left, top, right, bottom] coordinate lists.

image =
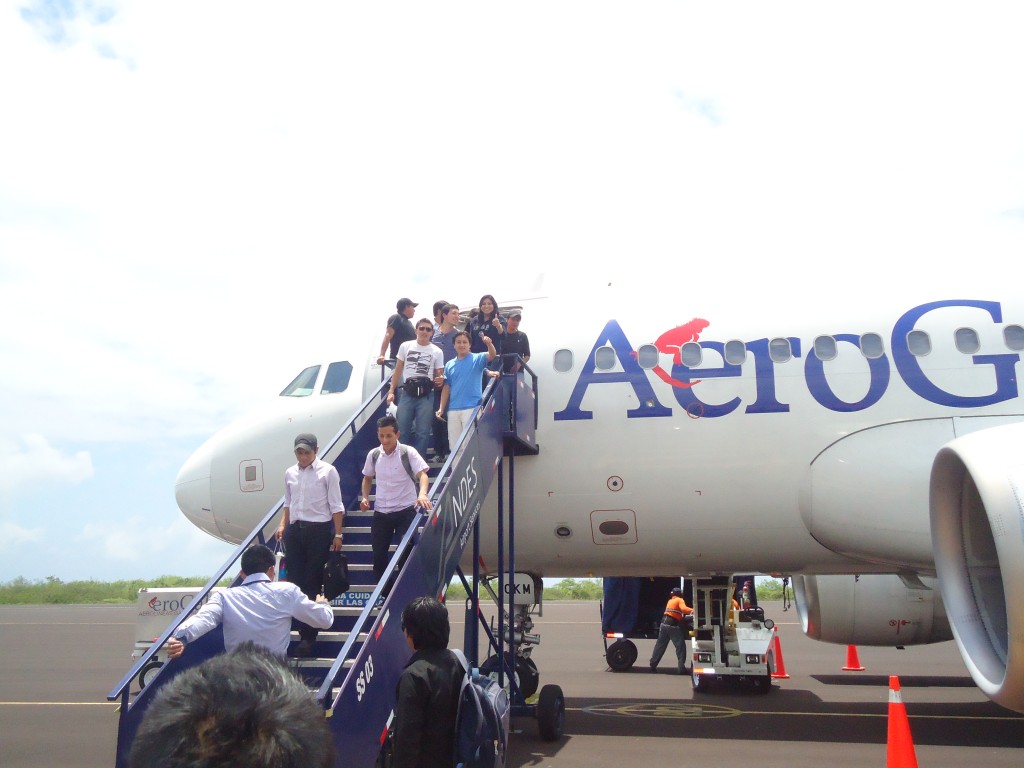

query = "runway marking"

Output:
[[571, 703, 1022, 721], [0, 701, 119, 707], [581, 702, 741, 719]]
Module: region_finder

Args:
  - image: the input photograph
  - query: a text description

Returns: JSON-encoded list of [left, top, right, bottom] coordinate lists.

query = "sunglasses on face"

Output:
[[417, 327, 433, 332]]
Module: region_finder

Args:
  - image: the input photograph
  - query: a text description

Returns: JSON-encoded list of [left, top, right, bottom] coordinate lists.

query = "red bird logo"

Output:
[[636, 318, 710, 389]]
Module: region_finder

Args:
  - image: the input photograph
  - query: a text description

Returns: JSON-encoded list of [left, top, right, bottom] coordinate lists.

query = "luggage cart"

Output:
[[600, 577, 686, 672]]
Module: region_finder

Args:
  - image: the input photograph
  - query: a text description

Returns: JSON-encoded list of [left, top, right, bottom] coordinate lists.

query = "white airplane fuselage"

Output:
[[175, 294, 1024, 710]]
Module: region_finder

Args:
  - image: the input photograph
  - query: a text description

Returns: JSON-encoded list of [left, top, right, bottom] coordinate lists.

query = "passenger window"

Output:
[[1005, 324, 1024, 351], [280, 365, 320, 397], [321, 361, 353, 394], [860, 333, 884, 359], [813, 335, 837, 361], [595, 346, 617, 371], [681, 342, 702, 367], [636, 344, 659, 370], [724, 340, 746, 365], [907, 330, 931, 356], [554, 349, 574, 373], [954, 328, 980, 354], [769, 338, 791, 363]]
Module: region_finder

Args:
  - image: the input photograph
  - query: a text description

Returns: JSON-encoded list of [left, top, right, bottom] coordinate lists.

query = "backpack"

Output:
[[451, 649, 510, 768], [370, 445, 417, 485]]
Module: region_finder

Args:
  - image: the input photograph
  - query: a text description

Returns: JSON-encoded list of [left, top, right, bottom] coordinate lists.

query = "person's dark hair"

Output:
[[401, 596, 450, 651], [432, 300, 448, 318], [241, 544, 276, 576], [441, 303, 459, 316], [128, 643, 333, 768], [377, 414, 399, 432], [477, 294, 499, 322], [453, 330, 471, 344], [415, 317, 434, 331]]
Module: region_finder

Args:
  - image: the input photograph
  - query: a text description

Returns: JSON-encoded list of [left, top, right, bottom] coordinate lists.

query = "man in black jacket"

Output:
[[393, 597, 465, 768]]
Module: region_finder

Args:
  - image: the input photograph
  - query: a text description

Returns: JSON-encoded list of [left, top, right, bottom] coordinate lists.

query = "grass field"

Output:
[[1, 575, 787, 605]]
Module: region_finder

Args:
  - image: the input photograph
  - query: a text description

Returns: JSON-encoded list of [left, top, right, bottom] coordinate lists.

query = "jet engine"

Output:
[[794, 574, 951, 646], [930, 421, 1024, 712]]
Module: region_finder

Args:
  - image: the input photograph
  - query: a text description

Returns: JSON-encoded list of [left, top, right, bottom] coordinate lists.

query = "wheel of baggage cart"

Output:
[[139, 660, 163, 689], [537, 684, 565, 741], [605, 639, 638, 672], [691, 669, 711, 693], [481, 653, 540, 699]]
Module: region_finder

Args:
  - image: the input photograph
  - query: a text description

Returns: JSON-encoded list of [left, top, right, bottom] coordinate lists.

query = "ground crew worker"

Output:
[[649, 586, 693, 674]]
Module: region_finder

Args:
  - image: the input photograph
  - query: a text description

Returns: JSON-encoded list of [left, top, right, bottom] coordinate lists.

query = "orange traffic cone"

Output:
[[770, 626, 790, 679], [886, 675, 918, 768], [842, 644, 866, 671]]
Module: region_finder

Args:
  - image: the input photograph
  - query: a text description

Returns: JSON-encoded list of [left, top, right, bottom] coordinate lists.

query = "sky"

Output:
[[1, 2, 1023, 581]]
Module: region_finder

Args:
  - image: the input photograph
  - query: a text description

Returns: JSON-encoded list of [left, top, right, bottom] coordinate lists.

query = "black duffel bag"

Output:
[[323, 551, 350, 600]]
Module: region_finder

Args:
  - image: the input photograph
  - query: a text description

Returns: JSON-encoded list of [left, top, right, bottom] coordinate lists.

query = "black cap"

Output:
[[294, 433, 317, 451], [670, 587, 683, 597], [397, 298, 418, 312]]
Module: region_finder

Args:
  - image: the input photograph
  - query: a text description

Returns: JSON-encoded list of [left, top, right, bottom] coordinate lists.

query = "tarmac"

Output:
[[1, 600, 1022, 768]]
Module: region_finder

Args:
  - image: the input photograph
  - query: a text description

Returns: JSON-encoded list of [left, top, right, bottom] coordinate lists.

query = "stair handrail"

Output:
[[313, 374, 504, 703], [107, 372, 393, 704]]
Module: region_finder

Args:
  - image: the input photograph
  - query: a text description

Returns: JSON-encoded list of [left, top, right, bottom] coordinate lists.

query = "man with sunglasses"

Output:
[[388, 318, 444, 461], [274, 433, 344, 656]]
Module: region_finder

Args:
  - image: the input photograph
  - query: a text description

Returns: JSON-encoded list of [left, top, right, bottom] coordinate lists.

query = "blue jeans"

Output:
[[397, 390, 433, 459]]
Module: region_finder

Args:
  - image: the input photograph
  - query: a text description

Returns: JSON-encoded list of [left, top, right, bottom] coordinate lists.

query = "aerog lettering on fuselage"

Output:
[[554, 299, 1021, 421]]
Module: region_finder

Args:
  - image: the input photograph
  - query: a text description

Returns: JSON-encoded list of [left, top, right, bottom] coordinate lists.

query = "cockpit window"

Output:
[[280, 365, 320, 397], [321, 362, 353, 395]]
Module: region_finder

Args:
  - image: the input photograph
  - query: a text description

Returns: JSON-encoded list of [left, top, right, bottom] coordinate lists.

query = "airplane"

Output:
[[174, 289, 1024, 712]]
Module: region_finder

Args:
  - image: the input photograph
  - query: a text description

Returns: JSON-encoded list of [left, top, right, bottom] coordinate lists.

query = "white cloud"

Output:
[[80, 514, 235, 576], [1, 2, 1024, 578], [0, 520, 44, 545], [0, 434, 93, 491]]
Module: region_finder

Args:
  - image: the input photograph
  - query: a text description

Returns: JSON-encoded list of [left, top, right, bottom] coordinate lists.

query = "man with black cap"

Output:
[[377, 298, 419, 366], [649, 585, 693, 674], [501, 309, 530, 372], [275, 433, 345, 656]]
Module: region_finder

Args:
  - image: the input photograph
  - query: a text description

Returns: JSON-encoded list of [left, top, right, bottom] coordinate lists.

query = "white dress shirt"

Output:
[[174, 574, 334, 657], [284, 457, 344, 522], [361, 441, 428, 513]]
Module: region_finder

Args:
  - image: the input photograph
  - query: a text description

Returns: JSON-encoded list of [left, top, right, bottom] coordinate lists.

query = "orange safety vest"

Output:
[[664, 596, 692, 621]]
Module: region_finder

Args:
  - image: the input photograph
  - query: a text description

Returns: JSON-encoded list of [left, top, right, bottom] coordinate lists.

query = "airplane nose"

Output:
[[175, 442, 220, 537]]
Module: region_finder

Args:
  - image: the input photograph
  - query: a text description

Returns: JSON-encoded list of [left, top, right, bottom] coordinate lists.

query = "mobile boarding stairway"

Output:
[[108, 358, 563, 768]]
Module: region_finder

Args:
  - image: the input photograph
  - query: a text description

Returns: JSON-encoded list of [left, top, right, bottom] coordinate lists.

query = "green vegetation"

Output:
[[0, 576, 230, 605], [1, 576, 788, 605], [755, 578, 786, 601]]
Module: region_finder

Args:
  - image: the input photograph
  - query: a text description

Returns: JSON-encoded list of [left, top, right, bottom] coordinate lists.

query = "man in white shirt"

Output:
[[360, 414, 433, 584], [165, 545, 334, 659], [275, 432, 345, 656], [388, 318, 444, 461]]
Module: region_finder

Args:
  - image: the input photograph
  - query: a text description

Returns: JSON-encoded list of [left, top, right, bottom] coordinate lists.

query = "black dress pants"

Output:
[[284, 520, 333, 642], [371, 507, 417, 584]]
